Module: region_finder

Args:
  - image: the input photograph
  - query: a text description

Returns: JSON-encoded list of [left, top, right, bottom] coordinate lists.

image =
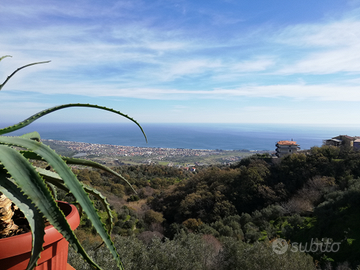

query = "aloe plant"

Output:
[[0, 56, 147, 270]]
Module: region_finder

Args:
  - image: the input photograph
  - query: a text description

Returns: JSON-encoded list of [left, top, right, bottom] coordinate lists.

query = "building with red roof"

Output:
[[275, 140, 300, 158]]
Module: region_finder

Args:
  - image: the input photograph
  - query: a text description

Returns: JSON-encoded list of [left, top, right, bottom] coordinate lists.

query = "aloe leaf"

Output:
[[35, 168, 70, 193], [35, 169, 78, 214], [25, 154, 135, 194], [81, 184, 114, 234], [63, 157, 138, 234], [0, 60, 50, 91], [34, 156, 135, 235], [23, 154, 132, 230], [64, 157, 137, 194], [0, 167, 45, 270], [0, 104, 147, 143], [0, 136, 123, 269], [20, 131, 41, 142], [47, 182, 58, 200], [0, 142, 103, 269], [0, 145, 104, 269], [20, 150, 43, 160], [0, 55, 12, 62], [37, 167, 114, 234]]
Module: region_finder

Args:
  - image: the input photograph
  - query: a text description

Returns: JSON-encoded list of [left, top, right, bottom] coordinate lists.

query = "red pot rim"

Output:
[[0, 201, 80, 258]]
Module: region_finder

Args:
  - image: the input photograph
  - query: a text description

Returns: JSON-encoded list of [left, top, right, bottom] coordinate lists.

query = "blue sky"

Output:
[[1, 0, 360, 125]]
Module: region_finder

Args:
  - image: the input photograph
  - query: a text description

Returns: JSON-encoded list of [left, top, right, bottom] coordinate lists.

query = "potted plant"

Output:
[[0, 201, 80, 269], [0, 55, 147, 270]]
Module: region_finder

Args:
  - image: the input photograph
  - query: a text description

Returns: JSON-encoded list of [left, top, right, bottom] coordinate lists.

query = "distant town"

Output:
[[42, 139, 269, 166], [42, 134, 359, 167]]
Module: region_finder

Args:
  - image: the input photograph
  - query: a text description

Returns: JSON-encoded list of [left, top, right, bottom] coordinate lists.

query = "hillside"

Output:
[[61, 145, 360, 269]]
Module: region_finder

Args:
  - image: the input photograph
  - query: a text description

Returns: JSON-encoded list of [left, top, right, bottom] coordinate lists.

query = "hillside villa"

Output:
[[323, 135, 360, 150], [275, 140, 300, 158]]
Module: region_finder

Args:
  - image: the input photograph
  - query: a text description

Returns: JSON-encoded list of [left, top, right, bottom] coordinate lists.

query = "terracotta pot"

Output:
[[0, 201, 80, 270]]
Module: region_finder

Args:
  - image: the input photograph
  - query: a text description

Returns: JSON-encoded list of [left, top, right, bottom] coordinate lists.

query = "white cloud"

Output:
[[278, 47, 360, 74], [157, 59, 222, 81], [2, 0, 360, 128], [231, 58, 275, 72], [212, 84, 360, 101], [211, 57, 275, 81], [5, 77, 360, 102], [275, 20, 360, 74], [0, 0, 138, 20], [277, 20, 360, 47]]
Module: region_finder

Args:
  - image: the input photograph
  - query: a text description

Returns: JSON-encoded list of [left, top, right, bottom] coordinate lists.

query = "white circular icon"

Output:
[[272, 238, 288, 254]]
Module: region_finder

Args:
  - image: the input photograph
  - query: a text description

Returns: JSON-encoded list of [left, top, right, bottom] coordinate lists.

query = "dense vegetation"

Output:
[[65, 145, 360, 269]]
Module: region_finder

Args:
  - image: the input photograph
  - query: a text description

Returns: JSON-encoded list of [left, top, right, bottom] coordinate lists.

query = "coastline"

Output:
[[2, 122, 348, 151], [42, 139, 268, 166], [4, 122, 359, 153]]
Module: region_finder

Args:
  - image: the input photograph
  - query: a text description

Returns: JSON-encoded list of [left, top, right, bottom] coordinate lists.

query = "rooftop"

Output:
[[276, 140, 298, 146]]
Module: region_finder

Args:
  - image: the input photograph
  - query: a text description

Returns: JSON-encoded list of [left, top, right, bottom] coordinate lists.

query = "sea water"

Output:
[[2, 122, 360, 151]]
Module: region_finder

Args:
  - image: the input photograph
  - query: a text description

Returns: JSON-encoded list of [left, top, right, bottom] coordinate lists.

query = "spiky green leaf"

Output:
[[20, 131, 41, 142], [0, 144, 102, 268], [0, 104, 147, 144], [19, 150, 43, 160], [37, 167, 114, 234], [0, 60, 50, 91], [0, 164, 44, 270], [0, 136, 123, 269], [64, 157, 137, 193], [0, 55, 12, 62]]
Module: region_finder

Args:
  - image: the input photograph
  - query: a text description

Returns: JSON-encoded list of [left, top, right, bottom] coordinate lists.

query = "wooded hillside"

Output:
[[66, 145, 360, 269]]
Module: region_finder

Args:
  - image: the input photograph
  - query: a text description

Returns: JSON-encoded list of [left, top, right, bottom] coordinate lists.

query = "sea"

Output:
[[1, 122, 360, 151]]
